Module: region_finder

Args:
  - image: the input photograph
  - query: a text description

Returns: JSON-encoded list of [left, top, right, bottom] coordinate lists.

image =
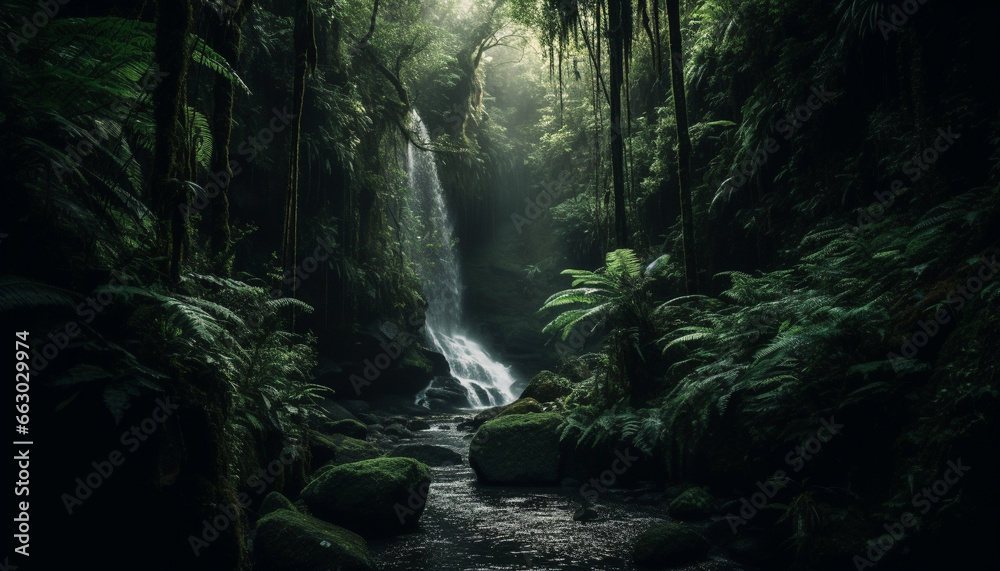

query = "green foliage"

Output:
[[560, 403, 665, 457], [540, 249, 658, 400], [539, 248, 648, 339], [103, 274, 328, 462]]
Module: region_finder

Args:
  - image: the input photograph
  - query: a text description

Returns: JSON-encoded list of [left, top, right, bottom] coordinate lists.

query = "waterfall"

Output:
[[403, 111, 516, 409]]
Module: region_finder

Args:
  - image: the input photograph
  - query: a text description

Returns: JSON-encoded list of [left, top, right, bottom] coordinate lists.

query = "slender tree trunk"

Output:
[[666, 0, 696, 293], [609, 0, 628, 248], [283, 0, 315, 319], [209, 0, 248, 276], [652, 0, 662, 79], [153, 0, 193, 285]]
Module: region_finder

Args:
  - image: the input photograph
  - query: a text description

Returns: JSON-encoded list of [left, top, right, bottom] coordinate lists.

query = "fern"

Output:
[[0, 279, 79, 312]]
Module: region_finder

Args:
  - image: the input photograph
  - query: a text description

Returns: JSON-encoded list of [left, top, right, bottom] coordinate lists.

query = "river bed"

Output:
[[368, 418, 745, 571]]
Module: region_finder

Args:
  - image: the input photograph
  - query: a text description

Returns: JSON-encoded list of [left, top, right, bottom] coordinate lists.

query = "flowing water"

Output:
[[404, 112, 517, 408], [369, 421, 746, 571], [387, 114, 745, 570]]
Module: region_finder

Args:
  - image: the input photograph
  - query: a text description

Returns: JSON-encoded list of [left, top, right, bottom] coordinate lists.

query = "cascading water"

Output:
[[403, 111, 517, 409]]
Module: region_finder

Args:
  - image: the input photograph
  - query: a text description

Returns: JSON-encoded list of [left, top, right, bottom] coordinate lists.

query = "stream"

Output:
[[390, 112, 744, 570], [368, 418, 746, 571]]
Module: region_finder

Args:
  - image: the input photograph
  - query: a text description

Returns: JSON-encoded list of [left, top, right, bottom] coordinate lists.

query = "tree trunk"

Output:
[[153, 0, 193, 285], [609, 0, 628, 248], [208, 0, 248, 276], [282, 0, 315, 319], [666, 0, 696, 293]]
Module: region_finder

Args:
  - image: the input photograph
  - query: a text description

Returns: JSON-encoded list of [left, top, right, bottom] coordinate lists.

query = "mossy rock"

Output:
[[328, 434, 382, 465], [321, 419, 369, 440], [400, 347, 433, 372], [632, 521, 710, 567], [301, 457, 432, 535], [308, 431, 337, 469], [259, 491, 297, 517], [386, 443, 462, 467], [669, 487, 714, 520], [470, 406, 503, 428], [519, 371, 573, 403], [497, 397, 543, 417], [316, 400, 361, 423], [383, 424, 413, 438], [252, 509, 374, 571], [469, 412, 563, 484]]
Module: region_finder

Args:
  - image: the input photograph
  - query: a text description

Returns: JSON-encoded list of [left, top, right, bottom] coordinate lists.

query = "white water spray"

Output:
[[404, 111, 516, 408]]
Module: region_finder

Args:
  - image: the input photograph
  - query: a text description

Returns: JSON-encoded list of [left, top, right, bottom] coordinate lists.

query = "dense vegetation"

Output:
[[1, 0, 996, 569]]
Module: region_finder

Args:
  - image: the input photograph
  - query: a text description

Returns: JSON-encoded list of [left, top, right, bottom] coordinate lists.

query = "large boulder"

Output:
[[320, 419, 369, 440], [519, 371, 573, 403], [417, 375, 469, 411], [302, 457, 432, 535], [382, 424, 413, 438], [328, 434, 381, 465], [259, 491, 297, 517], [315, 323, 445, 398], [632, 521, 710, 567], [469, 405, 503, 428], [252, 509, 374, 571], [497, 397, 543, 417], [386, 444, 463, 467], [313, 399, 359, 423], [384, 416, 409, 427], [669, 487, 715, 520], [308, 430, 337, 469], [469, 412, 563, 484], [408, 419, 431, 431]]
